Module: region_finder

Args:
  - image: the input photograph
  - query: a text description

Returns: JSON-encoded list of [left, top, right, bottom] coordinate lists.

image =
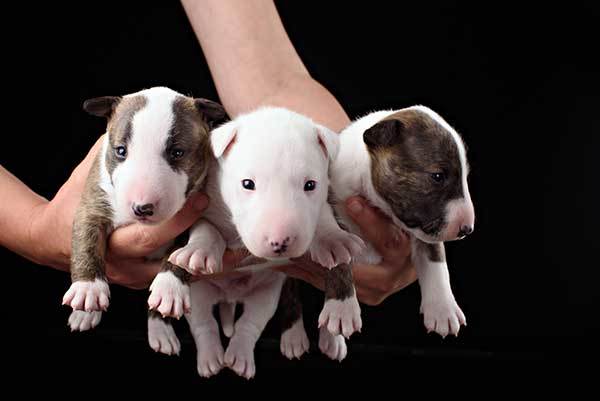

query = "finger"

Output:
[[222, 248, 251, 271], [273, 264, 325, 291], [105, 259, 162, 290], [108, 193, 209, 258], [345, 196, 410, 258], [352, 261, 417, 305]]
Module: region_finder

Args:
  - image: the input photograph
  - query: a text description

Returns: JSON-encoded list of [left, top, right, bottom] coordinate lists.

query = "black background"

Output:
[[1, 0, 598, 388]]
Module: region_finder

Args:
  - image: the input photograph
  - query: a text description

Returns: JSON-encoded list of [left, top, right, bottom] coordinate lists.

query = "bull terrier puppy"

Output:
[[147, 107, 364, 379], [63, 87, 225, 331], [317, 106, 475, 357]]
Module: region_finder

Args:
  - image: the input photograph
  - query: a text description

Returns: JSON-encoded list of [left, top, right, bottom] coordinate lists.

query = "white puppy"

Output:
[[147, 107, 364, 379]]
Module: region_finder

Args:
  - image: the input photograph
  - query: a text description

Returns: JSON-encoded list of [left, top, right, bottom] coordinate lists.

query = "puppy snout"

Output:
[[132, 203, 155, 217], [269, 236, 295, 255], [458, 224, 473, 238]]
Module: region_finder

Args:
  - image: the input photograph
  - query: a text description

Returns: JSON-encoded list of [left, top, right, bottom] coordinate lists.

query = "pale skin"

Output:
[[0, 0, 415, 305]]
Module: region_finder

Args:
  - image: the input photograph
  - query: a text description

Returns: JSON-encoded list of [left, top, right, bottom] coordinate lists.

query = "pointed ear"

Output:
[[363, 119, 405, 148], [194, 98, 228, 127], [210, 121, 237, 158], [315, 124, 340, 161], [83, 96, 121, 118]]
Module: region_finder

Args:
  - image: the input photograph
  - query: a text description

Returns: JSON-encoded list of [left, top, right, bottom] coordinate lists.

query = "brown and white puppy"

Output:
[[316, 106, 475, 359], [62, 87, 225, 331]]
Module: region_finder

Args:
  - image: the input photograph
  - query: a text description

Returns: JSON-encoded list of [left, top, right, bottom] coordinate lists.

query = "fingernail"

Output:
[[192, 194, 209, 211], [347, 200, 363, 214]]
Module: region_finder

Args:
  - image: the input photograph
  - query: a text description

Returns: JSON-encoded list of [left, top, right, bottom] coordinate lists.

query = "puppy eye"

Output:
[[430, 172, 446, 183], [114, 146, 127, 159], [304, 180, 317, 191], [170, 148, 185, 160], [242, 179, 255, 190]]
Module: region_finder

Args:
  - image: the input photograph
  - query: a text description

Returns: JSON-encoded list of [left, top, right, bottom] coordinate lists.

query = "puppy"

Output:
[[63, 87, 225, 331], [147, 107, 364, 378], [317, 106, 475, 357]]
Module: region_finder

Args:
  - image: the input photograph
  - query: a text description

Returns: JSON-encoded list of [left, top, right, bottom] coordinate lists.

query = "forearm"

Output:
[[182, 0, 350, 131], [0, 165, 49, 264]]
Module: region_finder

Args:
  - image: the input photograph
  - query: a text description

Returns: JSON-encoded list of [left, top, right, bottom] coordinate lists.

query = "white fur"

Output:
[[319, 297, 362, 339], [148, 271, 191, 318], [148, 316, 181, 356], [62, 278, 110, 312], [318, 326, 347, 362], [280, 318, 310, 360], [68, 310, 102, 332]]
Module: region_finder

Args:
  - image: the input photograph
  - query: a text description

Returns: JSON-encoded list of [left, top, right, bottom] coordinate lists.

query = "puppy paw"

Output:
[[148, 316, 180, 356], [318, 295, 362, 338], [68, 310, 102, 332], [195, 334, 225, 378], [148, 271, 190, 319], [224, 335, 256, 380], [168, 239, 226, 274], [421, 296, 467, 338], [318, 326, 347, 362], [310, 230, 365, 269], [280, 319, 310, 360], [62, 279, 110, 312]]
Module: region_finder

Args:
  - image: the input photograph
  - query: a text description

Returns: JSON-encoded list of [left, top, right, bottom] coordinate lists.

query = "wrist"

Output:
[[28, 201, 70, 270]]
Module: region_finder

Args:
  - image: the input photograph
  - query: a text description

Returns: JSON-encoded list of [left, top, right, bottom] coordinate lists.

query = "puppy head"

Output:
[[364, 106, 474, 243], [84, 87, 226, 224], [211, 107, 337, 259]]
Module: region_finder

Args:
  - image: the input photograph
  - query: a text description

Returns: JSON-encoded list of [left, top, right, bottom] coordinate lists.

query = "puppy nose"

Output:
[[458, 225, 473, 238], [132, 203, 154, 217], [269, 236, 294, 255]]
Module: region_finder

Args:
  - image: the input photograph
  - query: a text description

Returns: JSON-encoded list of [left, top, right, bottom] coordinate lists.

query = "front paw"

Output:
[[68, 310, 102, 332], [310, 230, 365, 269], [224, 334, 256, 380], [318, 326, 347, 362], [168, 239, 225, 275], [318, 296, 362, 338], [62, 279, 110, 312], [421, 296, 467, 338], [148, 271, 190, 319]]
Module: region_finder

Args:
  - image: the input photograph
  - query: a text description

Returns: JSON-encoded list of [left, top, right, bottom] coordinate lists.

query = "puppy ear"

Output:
[[83, 96, 121, 118], [363, 119, 405, 148], [210, 121, 237, 158], [316, 124, 340, 161], [194, 98, 228, 127]]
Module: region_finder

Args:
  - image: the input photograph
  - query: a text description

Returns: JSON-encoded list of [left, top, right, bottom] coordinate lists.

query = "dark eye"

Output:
[[430, 172, 446, 183], [170, 148, 184, 160], [304, 180, 317, 191], [114, 146, 127, 159], [242, 179, 255, 190]]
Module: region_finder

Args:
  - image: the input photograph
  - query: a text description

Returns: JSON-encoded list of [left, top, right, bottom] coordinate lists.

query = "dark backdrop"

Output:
[[2, 0, 597, 387]]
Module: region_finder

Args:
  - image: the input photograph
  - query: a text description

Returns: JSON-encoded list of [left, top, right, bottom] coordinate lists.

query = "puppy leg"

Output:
[[413, 239, 466, 338], [68, 310, 102, 332], [147, 311, 181, 356], [318, 325, 347, 362], [224, 274, 286, 379], [168, 219, 226, 275], [319, 263, 362, 338], [279, 278, 310, 360], [148, 259, 192, 319], [185, 281, 225, 378], [310, 204, 365, 269]]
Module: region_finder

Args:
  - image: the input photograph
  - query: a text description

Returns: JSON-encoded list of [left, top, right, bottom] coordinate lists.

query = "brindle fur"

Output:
[[365, 109, 464, 237], [279, 277, 304, 332], [324, 263, 355, 300], [415, 239, 446, 263]]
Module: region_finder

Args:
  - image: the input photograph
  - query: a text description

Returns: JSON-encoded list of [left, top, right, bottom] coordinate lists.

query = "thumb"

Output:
[[345, 196, 407, 257], [108, 193, 209, 258]]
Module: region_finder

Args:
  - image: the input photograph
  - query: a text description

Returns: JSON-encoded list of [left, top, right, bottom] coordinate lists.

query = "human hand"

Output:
[[29, 136, 209, 289], [274, 196, 417, 306]]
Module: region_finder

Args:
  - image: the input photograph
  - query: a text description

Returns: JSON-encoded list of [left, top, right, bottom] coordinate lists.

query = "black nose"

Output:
[[133, 203, 154, 217], [458, 225, 473, 237]]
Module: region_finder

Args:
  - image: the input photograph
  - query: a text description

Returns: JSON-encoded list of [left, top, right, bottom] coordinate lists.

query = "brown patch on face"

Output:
[[105, 95, 147, 178], [166, 96, 218, 195], [365, 109, 464, 237], [324, 263, 355, 300], [70, 153, 114, 282], [279, 278, 304, 332], [414, 239, 446, 263]]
